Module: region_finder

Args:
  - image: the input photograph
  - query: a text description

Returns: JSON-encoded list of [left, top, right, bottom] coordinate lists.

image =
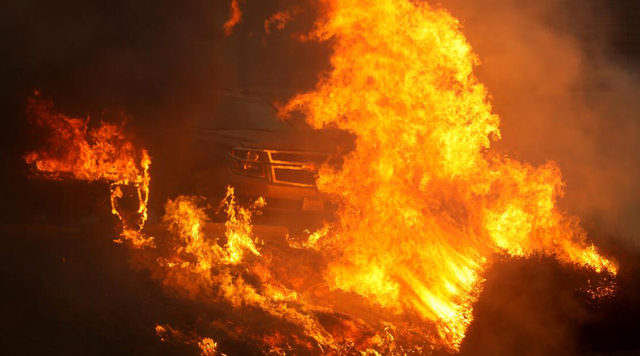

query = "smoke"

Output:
[[438, 0, 640, 245], [424, 1, 640, 355]]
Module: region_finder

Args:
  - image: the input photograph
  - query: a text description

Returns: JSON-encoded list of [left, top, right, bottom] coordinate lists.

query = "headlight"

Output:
[[228, 149, 266, 178]]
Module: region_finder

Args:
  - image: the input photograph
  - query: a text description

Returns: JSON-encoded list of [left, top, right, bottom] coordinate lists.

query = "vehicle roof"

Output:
[[193, 88, 296, 132]]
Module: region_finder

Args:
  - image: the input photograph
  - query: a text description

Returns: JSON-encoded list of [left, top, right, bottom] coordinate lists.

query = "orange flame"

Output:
[[223, 0, 242, 37], [282, 0, 617, 350], [156, 324, 227, 356], [161, 186, 263, 269], [24, 94, 153, 248], [158, 188, 338, 350], [198, 338, 224, 356], [24, 1, 619, 353]]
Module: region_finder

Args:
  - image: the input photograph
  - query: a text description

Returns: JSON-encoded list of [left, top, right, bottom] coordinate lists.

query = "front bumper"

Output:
[[229, 173, 331, 213], [196, 161, 332, 214]]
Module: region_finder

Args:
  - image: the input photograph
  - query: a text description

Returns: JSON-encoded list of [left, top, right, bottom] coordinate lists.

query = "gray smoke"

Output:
[[440, 0, 640, 246]]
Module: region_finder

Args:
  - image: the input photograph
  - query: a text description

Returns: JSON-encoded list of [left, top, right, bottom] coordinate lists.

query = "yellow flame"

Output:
[[159, 189, 339, 351], [283, 0, 616, 349]]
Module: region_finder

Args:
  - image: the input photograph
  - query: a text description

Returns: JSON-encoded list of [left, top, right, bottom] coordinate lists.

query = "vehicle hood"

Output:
[[196, 128, 352, 153]]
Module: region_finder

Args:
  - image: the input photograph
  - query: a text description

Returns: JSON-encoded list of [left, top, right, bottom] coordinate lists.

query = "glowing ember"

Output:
[[223, 0, 242, 37], [156, 324, 227, 356], [282, 0, 617, 350], [24, 93, 153, 247], [198, 338, 224, 356]]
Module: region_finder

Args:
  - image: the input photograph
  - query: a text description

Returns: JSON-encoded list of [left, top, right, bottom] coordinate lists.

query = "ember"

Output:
[[223, 0, 242, 36]]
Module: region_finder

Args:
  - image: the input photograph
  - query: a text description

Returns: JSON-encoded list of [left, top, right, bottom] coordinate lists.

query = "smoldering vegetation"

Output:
[[1, 0, 639, 355]]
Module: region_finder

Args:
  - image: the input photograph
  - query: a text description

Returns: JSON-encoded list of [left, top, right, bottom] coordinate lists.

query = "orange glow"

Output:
[[223, 0, 242, 37], [282, 0, 617, 350], [24, 1, 619, 353], [264, 8, 301, 35], [161, 186, 263, 269], [156, 324, 226, 356], [24, 94, 153, 247], [157, 188, 345, 352]]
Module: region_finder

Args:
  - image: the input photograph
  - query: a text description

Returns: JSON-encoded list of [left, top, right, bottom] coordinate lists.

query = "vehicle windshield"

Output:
[[197, 97, 293, 132]]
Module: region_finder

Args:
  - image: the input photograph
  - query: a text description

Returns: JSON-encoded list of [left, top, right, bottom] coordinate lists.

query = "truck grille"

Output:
[[272, 168, 316, 186], [265, 150, 329, 187]]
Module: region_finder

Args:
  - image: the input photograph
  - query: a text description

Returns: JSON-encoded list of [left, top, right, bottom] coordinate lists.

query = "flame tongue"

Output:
[[223, 0, 242, 36], [24, 94, 153, 248], [284, 0, 616, 349]]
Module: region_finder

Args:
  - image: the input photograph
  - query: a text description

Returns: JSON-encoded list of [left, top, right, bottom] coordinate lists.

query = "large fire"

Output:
[[24, 0, 618, 355], [282, 0, 616, 349]]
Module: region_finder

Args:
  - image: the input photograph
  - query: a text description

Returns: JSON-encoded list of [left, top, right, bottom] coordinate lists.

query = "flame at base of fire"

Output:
[[281, 0, 617, 349]]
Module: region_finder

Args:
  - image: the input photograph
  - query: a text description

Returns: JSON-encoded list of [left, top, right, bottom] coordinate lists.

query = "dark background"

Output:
[[1, 0, 639, 355]]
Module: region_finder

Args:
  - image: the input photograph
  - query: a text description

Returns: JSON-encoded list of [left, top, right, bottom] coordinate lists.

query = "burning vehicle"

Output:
[[182, 89, 353, 231], [8, 0, 639, 355]]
